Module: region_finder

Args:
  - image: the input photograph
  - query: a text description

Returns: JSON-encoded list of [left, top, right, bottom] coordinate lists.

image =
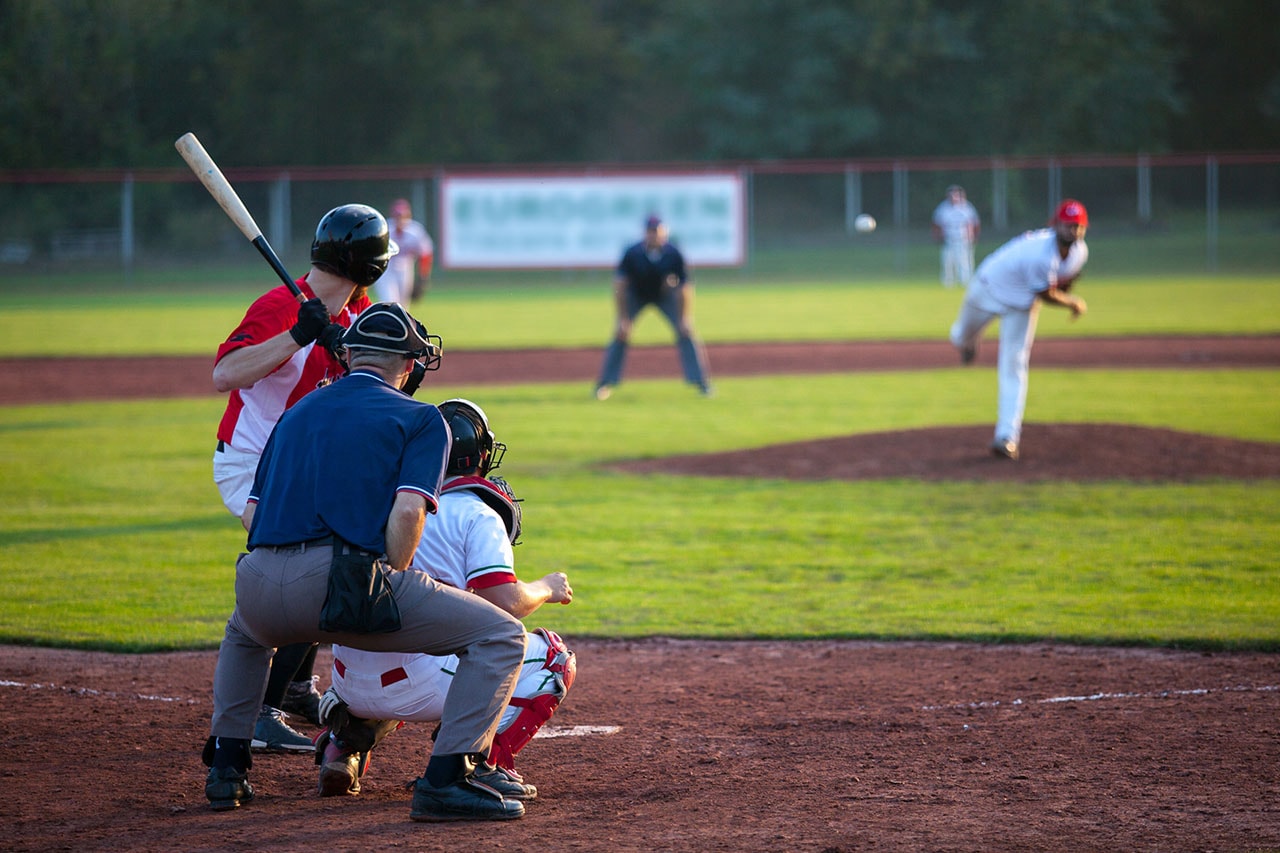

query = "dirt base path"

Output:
[[2, 335, 1277, 405], [3, 641, 1278, 852]]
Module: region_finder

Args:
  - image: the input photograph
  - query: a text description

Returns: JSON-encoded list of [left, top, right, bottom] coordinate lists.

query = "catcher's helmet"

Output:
[[311, 204, 399, 287], [438, 398, 506, 477]]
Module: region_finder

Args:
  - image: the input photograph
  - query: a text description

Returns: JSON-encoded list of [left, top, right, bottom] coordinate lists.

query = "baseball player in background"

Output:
[[949, 199, 1090, 460], [373, 198, 434, 305], [593, 214, 713, 400], [204, 304, 529, 823], [315, 398, 576, 803], [211, 203, 394, 753], [931, 185, 981, 288]]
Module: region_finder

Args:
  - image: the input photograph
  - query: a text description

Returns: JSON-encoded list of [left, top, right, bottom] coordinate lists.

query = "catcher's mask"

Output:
[[342, 302, 442, 368], [311, 203, 399, 288], [438, 398, 506, 477]]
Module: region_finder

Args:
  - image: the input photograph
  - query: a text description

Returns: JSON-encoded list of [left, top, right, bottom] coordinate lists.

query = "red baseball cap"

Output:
[[1054, 199, 1088, 227]]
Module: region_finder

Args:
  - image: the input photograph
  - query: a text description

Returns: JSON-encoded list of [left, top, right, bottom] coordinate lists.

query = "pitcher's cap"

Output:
[[1054, 199, 1088, 226]]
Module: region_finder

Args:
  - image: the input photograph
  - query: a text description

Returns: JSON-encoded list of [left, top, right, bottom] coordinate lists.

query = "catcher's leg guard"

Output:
[[488, 628, 577, 771]]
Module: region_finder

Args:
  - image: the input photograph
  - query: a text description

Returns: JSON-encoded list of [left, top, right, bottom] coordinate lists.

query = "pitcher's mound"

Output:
[[610, 423, 1280, 482]]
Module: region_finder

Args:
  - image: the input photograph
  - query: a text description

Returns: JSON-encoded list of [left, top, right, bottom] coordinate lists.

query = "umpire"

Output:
[[593, 214, 713, 400], [202, 302, 528, 823]]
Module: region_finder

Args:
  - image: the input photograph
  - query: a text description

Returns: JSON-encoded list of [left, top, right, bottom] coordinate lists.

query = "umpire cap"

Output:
[[343, 303, 441, 365]]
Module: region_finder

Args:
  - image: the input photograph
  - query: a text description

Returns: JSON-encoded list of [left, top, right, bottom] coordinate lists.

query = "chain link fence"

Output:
[[1, 154, 1276, 279]]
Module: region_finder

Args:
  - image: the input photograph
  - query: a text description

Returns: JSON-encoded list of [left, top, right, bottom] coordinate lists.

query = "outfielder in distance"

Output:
[[593, 214, 713, 400], [931, 184, 981, 288], [204, 303, 531, 823], [374, 197, 435, 305], [211, 204, 394, 753], [948, 199, 1090, 461], [315, 398, 576, 802]]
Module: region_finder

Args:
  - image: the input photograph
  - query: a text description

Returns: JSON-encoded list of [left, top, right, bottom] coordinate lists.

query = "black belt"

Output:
[[261, 535, 378, 557], [261, 535, 334, 553], [215, 440, 226, 452]]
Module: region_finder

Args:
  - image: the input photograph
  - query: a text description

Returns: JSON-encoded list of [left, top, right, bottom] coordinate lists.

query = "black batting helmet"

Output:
[[438, 398, 506, 477], [310, 204, 398, 287]]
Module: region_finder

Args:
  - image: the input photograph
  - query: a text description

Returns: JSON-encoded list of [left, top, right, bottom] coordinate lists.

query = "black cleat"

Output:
[[206, 766, 254, 811], [409, 775, 525, 822], [474, 764, 537, 800]]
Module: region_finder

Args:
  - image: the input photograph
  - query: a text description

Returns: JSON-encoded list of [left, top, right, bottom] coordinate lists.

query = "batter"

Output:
[[211, 204, 387, 750]]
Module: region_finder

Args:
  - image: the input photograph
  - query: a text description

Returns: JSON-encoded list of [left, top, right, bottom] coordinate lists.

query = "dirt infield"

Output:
[[3, 336, 1279, 850], [2, 334, 1278, 405], [4, 641, 1279, 852]]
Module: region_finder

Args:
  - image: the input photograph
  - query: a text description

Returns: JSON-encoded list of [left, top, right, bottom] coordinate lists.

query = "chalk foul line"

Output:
[[0, 679, 196, 704], [535, 725, 621, 739], [922, 683, 1279, 712], [0, 680, 622, 736]]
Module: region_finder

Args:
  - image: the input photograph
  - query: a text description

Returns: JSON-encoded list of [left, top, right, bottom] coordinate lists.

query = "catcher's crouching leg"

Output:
[[314, 687, 402, 797], [488, 628, 577, 772]]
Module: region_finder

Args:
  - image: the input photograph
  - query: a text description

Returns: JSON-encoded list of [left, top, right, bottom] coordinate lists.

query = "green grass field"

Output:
[[0, 256, 1277, 652]]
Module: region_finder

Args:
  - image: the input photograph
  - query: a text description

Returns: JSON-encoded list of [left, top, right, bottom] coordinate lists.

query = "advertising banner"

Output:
[[440, 172, 745, 269]]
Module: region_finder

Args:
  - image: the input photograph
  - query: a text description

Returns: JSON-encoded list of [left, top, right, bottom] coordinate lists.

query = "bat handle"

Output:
[[252, 236, 305, 303]]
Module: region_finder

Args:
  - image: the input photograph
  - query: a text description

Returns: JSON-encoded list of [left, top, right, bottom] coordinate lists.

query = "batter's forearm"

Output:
[[213, 333, 302, 392]]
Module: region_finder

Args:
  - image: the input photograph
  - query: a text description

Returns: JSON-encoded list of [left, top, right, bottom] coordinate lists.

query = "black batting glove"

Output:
[[316, 322, 347, 360], [289, 298, 329, 347]]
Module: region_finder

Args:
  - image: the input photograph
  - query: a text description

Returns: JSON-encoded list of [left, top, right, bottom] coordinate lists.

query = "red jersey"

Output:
[[215, 277, 370, 454]]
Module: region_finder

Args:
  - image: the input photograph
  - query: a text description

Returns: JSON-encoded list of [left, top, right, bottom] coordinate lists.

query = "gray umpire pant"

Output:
[[597, 288, 711, 391], [210, 541, 525, 759]]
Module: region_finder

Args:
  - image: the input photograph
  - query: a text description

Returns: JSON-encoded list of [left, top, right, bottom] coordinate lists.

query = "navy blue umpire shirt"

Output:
[[618, 239, 688, 304], [246, 369, 450, 554]]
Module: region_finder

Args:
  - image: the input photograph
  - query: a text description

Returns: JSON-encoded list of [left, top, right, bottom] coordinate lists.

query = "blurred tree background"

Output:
[[0, 0, 1275, 170]]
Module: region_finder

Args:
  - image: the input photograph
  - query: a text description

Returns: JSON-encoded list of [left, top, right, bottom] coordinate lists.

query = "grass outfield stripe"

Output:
[[1, 369, 1277, 651]]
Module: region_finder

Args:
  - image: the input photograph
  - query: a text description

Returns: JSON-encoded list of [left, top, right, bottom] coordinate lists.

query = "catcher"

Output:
[[315, 398, 576, 800]]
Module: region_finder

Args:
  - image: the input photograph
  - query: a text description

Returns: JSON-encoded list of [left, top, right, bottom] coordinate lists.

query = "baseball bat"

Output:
[[174, 132, 304, 303]]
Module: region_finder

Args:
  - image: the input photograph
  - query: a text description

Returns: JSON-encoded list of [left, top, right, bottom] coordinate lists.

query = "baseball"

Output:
[[854, 213, 877, 233]]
